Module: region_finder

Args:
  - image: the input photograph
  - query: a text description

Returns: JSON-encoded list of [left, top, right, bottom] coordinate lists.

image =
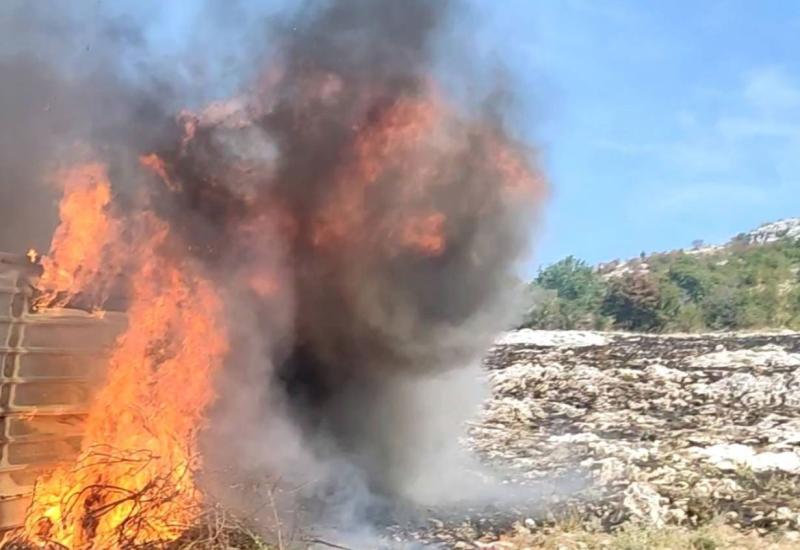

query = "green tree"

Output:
[[788, 287, 800, 329], [536, 257, 602, 301], [667, 255, 713, 302], [656, 277, 684, 327], [521, 286, 563, 330], [602, 272, 665, 331], [702, 285, 741, 330], [670, 303, 706, 332], [524, 256, 607, 329], [520, 234, 800, 334], [733, 282, 781, 328]]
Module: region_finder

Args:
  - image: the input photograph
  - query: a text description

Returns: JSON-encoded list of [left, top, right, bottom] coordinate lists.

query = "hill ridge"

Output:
[[524, 217, 800, 333]]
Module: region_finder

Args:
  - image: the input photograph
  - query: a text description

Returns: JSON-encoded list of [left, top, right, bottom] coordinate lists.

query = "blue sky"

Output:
[[465, 1, 800, 276]]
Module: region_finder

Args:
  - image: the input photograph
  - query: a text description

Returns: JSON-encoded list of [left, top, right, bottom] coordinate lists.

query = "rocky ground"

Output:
[[8, 327, 799, 549], [398, 329, 800, 548]]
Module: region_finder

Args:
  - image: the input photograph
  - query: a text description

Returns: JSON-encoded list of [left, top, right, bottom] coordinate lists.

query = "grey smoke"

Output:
[[0, 0, 545, 540]]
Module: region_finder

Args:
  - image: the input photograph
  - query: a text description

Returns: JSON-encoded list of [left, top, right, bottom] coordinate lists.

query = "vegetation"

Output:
[[525, 256, 608, 330], [522, 237, 800, 332], [500, 520, 798, 549]]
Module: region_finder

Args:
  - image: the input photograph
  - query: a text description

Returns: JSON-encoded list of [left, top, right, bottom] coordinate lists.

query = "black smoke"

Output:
[[1, 0, 544, 535]]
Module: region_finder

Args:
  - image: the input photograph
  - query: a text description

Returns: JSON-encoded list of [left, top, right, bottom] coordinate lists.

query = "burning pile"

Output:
[[6, 1, 546, 548], [22, 169, 229, 548]]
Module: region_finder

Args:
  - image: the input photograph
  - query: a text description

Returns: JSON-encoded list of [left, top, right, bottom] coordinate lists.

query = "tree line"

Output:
[[521, 237, 800, 332]]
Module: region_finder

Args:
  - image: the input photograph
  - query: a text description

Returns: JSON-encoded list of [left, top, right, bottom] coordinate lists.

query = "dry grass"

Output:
[[496, 521, 799, 550], [164, 506, 275, 550], [8, 515, 798, 550], [2, 496, 282, 550]]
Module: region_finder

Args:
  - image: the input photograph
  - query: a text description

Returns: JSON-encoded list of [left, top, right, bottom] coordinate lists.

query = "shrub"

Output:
[[520, 236, 800, 333]]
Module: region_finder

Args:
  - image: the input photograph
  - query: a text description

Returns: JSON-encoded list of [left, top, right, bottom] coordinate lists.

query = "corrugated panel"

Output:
[[0, 497, 28, 535], [0, 255, 125, 531]]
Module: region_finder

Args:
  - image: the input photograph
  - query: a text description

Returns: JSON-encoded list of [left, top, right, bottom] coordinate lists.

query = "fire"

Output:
[[488, 138, 545, 199], [18, 65, 543, 549], [399, 212, 446, 256], [35, 163, 121, 309], [311, 97, 445, 253], [139, 153, 181, 192], [24, 173, 229, 547]]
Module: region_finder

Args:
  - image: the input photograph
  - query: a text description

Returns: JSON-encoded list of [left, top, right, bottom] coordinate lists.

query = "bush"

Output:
[[522, 256, 607, 330], [602, 272, 665, 331], [667, 255, 713, 302], [521, 236, 800, 333]]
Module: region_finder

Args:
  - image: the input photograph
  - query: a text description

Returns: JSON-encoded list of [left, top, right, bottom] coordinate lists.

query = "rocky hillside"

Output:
[[524, 219, 800, 333], [398, 329, 800, 548], [599, 218, 800, 277], [738, 218, 800, 246]]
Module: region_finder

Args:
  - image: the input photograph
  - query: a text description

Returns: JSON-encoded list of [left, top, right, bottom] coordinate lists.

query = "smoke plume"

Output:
[[1, 0, 546, 539]]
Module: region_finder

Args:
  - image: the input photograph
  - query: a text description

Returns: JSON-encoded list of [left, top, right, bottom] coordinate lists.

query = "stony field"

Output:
[[396, 329, 800, 549]]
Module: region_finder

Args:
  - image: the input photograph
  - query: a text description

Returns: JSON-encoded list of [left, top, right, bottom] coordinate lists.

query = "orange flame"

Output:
[[35, 163, 121, 309], [488, 137, 546, 199], [24, 178, 229, 548], [312, 97, 442, 252], [399, 213, 446, 256], [140, 153, 181, 192]]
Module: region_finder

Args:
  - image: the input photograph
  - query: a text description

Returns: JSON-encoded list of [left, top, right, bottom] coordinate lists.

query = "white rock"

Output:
[[644, 363, 686, 381], [623, 482, 667, 527], [496, 329, 609, 348], [749, 452, 800, 474], [692, 444, 755, 471], [739, 218, 800, 245], [594, 457, 629, 483], [690, 346, 800, 370], [549, 432, 601, 444], [693, 444, 800, 474]]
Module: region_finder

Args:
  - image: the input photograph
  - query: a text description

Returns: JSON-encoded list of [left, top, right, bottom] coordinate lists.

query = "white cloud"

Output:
[[716, 117, 800, 140], [715, 67, 800, 140], [743, 67, 800, 113], [598, 65, 800, 219]]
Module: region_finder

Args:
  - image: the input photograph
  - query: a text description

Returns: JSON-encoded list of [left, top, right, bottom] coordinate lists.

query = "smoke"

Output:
[[1, 0, 546, 540]]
